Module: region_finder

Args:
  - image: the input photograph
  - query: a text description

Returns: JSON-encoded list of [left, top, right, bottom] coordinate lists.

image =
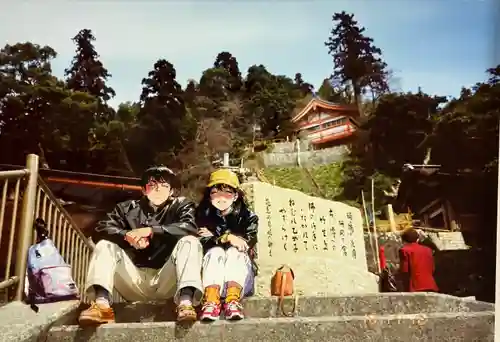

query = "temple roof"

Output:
[[291, 97, 358, 123]]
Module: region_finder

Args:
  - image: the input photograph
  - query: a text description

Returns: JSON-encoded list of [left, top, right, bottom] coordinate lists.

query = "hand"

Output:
[[198, 227, 214, 238], [125, 227, 152, 249], [227, 234, 248, 252]]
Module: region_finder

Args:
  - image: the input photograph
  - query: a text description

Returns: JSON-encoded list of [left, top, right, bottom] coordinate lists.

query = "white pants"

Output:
[[85, 235, 204, 305], [202, 246, 252, 295]]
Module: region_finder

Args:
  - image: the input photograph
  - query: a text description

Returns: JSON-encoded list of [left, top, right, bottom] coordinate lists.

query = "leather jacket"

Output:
[[195, 202, 258, 253], [95, 196, 197, 269]]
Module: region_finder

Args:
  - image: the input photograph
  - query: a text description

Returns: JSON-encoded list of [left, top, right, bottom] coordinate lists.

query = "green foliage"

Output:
[[0, 18, 497, 218], [325, 11, 389, 110], [135, 58, 195, 170], [317, 78, 353, 104], [430, 67, 500, 173], [65, 29, 115, 101], [246, 73, 298, 138], [294, 73, 314, 97], [262, 163, 344, 200], [214, 51, 243, 92], [365, 91, 447, 176]]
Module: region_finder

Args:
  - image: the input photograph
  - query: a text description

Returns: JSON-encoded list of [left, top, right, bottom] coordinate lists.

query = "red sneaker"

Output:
[[200, 302, 221, 322], [224, 301, 244, 320]]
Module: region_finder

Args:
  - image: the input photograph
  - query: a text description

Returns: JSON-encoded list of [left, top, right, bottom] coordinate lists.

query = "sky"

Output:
[[1, 1, 498, 108]]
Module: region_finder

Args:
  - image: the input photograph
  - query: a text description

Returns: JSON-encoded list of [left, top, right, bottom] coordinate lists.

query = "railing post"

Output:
[[14, 154, 39, 301]]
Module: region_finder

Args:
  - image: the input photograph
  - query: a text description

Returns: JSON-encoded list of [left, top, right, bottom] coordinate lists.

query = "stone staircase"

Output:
[[27, 293, 492, 341]]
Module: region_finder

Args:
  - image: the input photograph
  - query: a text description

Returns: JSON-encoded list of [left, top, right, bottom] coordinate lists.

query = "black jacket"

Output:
[[195, 202, 258, 253], [95, 196, 197, 269]]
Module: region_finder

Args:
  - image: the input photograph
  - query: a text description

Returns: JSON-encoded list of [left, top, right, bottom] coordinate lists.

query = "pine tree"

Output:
[[137, 59, 194, 167], [65, 29, 115, 119], [294, 72, 314, 96], [325, 12, 389, 114], [214, 51, 242, 91]]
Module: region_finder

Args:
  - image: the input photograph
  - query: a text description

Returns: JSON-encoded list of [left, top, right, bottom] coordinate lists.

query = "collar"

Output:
[[216, 206, 233, 217], [140, 196, 173, 214]]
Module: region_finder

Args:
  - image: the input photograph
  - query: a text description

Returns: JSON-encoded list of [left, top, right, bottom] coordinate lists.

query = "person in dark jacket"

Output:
[[399, 228, 439, 292], [196, 169, 258, 322], [78, 166, 203, 326]]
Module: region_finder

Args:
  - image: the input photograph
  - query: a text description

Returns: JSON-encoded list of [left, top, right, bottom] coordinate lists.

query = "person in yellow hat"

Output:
[[195, 169, 258, 322]]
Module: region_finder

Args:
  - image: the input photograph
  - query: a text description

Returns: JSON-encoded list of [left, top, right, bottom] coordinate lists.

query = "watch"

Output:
[[220, 233, 230, 243]]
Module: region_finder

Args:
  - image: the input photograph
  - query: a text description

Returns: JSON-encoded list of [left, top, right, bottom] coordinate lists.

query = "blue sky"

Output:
[[1, 1, 497, 108]]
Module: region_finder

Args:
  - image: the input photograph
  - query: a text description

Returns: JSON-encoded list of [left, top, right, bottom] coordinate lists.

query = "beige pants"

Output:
[[85, 235, 204, 305]]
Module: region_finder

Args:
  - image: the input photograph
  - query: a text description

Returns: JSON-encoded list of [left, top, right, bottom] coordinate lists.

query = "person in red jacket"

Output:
[[399, 228, 439, 292]]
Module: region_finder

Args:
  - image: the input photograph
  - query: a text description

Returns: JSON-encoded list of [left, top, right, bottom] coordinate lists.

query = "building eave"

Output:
[[291, 97, 357, 123]]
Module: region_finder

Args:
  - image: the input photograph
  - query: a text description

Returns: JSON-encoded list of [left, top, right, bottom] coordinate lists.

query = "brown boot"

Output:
[[78, 302, 115, 326]]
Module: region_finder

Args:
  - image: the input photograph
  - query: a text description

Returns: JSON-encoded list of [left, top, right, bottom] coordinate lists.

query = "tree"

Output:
[[325, 11, 389, 114], [198, 67, 232, 103], [365, 91, 447, 176], [246, 72, 298, 138], [294, 73, 314, 96], [65, 29, 115, 120], [430, 66, 500, 173], [317, 77, 353, 104], [214, 51, 243, 92], [0, 42, 100, 171], [90, 101, 139, 175], [0, 42, 60, 164], [136, 59, 195, 169], [336, 91, 447, 209], [244, 64, 273, 96]]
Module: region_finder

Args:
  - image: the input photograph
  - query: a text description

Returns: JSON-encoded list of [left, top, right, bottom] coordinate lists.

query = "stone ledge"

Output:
[[47, 311, 495, 342], [54, 293, 494, 325], [0, 300, 80, 342]]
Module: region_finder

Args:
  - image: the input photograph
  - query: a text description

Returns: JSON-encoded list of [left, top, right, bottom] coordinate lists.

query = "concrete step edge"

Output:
[[50, 310, 494, 332]]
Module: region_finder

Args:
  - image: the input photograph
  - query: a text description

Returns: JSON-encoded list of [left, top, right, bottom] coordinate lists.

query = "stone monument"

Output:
[[242, 181, 378, 297]]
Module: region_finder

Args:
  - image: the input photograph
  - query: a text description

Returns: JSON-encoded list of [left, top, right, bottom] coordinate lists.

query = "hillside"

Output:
[[261, 163, 343, 201]]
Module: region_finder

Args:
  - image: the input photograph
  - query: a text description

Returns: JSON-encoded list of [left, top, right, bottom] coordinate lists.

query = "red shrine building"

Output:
[[291, 96, 359, 149]]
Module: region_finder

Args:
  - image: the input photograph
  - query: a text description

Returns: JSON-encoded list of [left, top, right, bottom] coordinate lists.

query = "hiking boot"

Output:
[[78, 302, 115, 326], [200, 302, 221, 322], [224, 300, 244, 320]]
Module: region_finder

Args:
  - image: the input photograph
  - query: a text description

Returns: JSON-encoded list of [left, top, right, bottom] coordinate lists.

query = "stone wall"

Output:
[[261, 145, 348, 167], [242, 181, 378, 297]]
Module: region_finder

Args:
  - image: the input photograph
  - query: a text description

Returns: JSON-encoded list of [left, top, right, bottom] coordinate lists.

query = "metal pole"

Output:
[[371, 177, 381, 274], [296, 139, 301, 167], [361, 191, 376, 271], [223, 153, 230, 168], [14, 154, 39, 301]]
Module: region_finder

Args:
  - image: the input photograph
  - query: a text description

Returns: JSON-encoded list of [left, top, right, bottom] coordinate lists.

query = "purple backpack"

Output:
[[24, 219, 79, 307]]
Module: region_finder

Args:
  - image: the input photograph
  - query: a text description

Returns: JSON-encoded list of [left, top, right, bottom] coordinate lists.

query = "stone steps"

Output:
[[41, 293, 494, 342], [45, 312, 494, 342]]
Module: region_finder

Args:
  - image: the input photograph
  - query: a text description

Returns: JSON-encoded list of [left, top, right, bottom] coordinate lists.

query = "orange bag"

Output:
[[270, 265, 296, 316]]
